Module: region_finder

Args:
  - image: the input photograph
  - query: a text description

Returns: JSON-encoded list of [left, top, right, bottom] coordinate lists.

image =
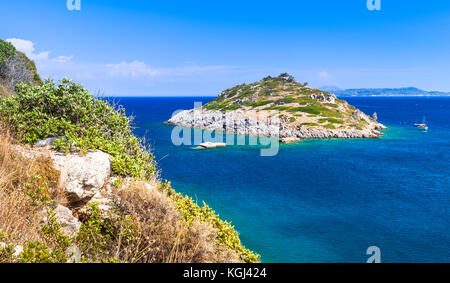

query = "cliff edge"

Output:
[[0, 42, 259, 263]]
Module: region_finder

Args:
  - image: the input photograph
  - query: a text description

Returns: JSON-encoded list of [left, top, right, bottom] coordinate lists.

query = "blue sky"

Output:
[[1, 0, 450, 96]]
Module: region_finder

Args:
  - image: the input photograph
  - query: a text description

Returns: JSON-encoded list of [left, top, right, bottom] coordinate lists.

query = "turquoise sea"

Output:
[[113, 96, 450, 263]]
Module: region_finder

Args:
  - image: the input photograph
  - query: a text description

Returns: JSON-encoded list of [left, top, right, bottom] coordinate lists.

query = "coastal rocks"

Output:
[[51, 151, 111, 203], [55, 205, 81, 237], [372, 112, 378, 121], [310, 93, 336, 104], [352, 110, 371, 123], [34, 136, 66, 148], [65, 245, 82, 263], [78, 180, 115, 216], [166, 108, 386, 143], [280, 137, 302, 144], [166, 109, 281, 138]]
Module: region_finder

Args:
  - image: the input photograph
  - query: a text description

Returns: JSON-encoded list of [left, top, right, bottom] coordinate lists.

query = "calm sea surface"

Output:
[[111, 96, 450, 263]]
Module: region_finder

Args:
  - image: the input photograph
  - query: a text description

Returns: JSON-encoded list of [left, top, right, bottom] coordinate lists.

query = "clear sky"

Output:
[[1, 0, 450, 96]]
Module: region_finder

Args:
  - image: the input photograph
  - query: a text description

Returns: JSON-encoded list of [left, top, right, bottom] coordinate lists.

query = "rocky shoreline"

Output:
[[165, 108, 387, 143]]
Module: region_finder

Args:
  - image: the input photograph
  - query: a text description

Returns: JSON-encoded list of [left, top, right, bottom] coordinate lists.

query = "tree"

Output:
[[0, 39, 16, 65]]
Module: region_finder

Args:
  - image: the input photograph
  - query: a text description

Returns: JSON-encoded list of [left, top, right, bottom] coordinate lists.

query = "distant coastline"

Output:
[[321, 87, 450, 97], [337, 95, 450, 97]]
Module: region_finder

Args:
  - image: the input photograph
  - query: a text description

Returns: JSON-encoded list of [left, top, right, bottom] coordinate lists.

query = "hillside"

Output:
[[167, 73, 386, 143], [0, 39, 42, 96], [0, 41, 259, 263]]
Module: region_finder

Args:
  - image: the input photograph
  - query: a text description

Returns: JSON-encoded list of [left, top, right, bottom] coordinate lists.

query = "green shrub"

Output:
[[16, 51, 42, 85], [323, 124, 336, 129], [75, 203, 117, 262], [301, 122, 319, 127], [318, 118, 344, 124], [226, 103, 240, 110], [0, 78, 155, 179], [0, 39, 42, 88], [276, 97, 295, 104], [0, 39, 15, 64], [243, 100, 272, 108], [287, 106, 321, 115]]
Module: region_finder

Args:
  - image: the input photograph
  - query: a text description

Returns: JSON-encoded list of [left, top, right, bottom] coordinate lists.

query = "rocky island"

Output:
[[166, 73, 386, 143]]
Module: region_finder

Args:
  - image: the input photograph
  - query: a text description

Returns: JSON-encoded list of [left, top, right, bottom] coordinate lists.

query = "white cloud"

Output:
[[6, 38, 50, 61], [106, 61, 162, 78], [54, 55, 74, 63], [6, 38, 75, 64], [4, 38, 248, 95], [106, 61, 240, 79], [318, 71, 331, 81]]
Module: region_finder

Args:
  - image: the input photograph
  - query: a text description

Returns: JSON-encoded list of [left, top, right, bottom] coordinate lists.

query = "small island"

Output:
[[166, 73, 387, 143]]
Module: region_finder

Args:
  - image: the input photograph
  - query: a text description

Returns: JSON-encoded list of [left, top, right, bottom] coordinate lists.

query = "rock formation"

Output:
[[166, 74, 387, 143]]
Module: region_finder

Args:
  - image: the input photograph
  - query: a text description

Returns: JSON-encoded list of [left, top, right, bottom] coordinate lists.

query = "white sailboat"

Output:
[[414, 116, 428, 131]]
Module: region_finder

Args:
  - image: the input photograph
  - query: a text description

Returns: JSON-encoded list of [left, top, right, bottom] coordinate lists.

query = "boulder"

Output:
[[51, 151, 111, 203], [34, 136, 65, 148], [280, 137, 302, 144], [55, 205, 81, 237], [65, 245, 82, 263]]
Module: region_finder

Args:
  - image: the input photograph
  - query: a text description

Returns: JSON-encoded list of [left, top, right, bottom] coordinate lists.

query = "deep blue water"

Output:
[[112, 96, 450, 263]]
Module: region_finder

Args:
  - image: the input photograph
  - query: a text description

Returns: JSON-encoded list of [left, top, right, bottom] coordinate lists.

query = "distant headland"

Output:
[[321, 86, 450, 97]]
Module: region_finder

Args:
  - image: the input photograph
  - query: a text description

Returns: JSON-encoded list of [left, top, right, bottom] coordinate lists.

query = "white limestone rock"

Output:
[[51, 151, 111, 203], [55, 205, 81, 237]]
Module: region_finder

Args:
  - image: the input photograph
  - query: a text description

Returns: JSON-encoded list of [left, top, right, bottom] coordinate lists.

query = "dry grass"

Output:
[[79, 181, 240, 263], [0, 121, 241, 262], [0, 85, 9, 97], [0, 123, 64, 246]]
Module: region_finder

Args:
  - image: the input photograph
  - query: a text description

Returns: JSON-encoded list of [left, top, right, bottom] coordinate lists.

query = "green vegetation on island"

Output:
[[202, 73, 368, 131]]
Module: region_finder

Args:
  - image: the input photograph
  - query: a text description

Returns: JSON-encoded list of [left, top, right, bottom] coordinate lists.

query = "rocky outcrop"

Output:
[[166, 108, 387, 142], [55, 205, 81, 237], [51, 151, 111, 203], [34, 137, 65, 148], [166, 74, 388, 143]]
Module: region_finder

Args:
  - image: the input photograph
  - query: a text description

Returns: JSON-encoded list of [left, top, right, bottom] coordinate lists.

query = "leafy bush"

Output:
[[301, 122, 319, 127], [243, 100, 272, 108], [0, 79, 155, 179], [0, 39, 15, 64], [287, 106, 321, 115], [0, 39, 42, 89], [15, 51, 42, 85], [20, 210, 71, 263], [318, 118, 344, 124]]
